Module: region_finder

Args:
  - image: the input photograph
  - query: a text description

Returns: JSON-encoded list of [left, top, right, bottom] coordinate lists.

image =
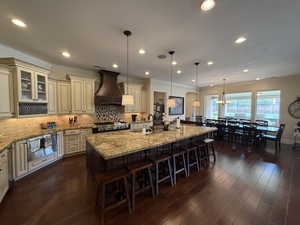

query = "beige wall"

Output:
[[149, 78, 196, 120], [198, 74, 300, 144]]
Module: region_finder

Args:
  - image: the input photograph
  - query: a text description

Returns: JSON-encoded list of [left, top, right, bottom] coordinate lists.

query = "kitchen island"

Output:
[[86, 125, 217, 173]]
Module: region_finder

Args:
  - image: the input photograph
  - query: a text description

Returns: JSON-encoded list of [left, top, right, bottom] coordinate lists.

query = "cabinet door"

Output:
[[48, 80, 57, 114], [64, 134, 81, 154], [13, 141, 28, 179], [57, 82, 71, 114], [84, 80, 95, 113], [35, 73, 48, 102], [0, 150, 9, 203], [57, 131, 64, 158], [18, 67, 34, 102], [0, 67, 13, 117], [71, 80, 84, 113], [80, 129, 92, 152]]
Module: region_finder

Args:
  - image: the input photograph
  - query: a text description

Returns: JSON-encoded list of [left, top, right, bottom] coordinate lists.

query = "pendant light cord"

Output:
[[170, 54, 173, 97], [126, 34, 129, 95]]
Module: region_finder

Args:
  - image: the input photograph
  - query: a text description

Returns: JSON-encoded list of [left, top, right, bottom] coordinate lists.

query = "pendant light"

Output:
[[217, 78, 231, 104], [193, 62, 200, 107], [167, 51, 176, 108], [122, 30, 134, 106]]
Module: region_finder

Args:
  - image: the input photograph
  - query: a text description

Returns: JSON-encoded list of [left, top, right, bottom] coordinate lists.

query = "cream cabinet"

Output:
[[16, 65, 48, 103], [48, 80, 57, 114], [0, 66, 14, 117], [64, 129, 92, 155], [12, 140, 29, 179], [57, 131, 64, 158], [124, 83, 147, 113], [57, 81, 71, 114], [0, 149, 9, 203], [69, 76, 95, 114]]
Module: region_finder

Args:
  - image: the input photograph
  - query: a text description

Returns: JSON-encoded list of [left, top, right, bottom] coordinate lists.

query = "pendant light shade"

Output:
[[122, 94, 134, 105], [167, 98, 176, 107], [193, 62, 200, 108], [168, 51, 176, 108], [122, 30, 134, 106]]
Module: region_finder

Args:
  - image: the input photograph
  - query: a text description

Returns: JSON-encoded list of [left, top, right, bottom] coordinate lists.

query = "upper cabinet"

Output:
[[0, 65, 14, 117], [69, 75, 95, 114], [0, 58, 50, 117], [57, 81, 71, 114], [48, 79, 57, 114]]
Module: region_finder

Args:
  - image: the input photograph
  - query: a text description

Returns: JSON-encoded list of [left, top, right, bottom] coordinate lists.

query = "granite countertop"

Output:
[[86, 125, 217, 160], [0, 123, 96, 153]]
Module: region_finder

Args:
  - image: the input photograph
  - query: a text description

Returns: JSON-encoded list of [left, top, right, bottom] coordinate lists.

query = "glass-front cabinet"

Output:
[[19, 68, 34, 101], [35, 73, 47, 102], [17, 67, 48, 103]]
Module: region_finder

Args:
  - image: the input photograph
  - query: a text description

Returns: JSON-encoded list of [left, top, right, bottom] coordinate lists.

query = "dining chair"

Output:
[[255, 120, 268, 127], [261, 124, 286, 154]]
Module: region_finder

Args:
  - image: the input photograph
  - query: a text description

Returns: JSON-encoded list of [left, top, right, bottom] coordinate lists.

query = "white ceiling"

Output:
[[1, 0, 300, 87]]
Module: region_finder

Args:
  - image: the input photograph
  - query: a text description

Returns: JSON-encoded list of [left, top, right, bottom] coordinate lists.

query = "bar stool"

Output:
[[126, 158, 155, 211], [152, 144, 174, 195], [185, 138, 200, 176], [172, 141, 188, 185], [204, 138, 216, 164], [95, 169, 132, 225], [193, 137, 209, 168]]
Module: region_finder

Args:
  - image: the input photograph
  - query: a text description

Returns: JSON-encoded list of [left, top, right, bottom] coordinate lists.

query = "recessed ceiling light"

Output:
[[235, 36, 247, 44], [11, 18, 27, 28], [256, 77, 260, 80], [207, 61, 214, 66], [243, 69, 249, 73], [112, 63, 118, 68], [62, 51, 71, 58], [139, 49, 146, 55], [145, 71, 150, 75], [201, 0, 216, 11], [192, 79, 195, 82], [177, 70, 182, 74], [172, 61, 177, 65]]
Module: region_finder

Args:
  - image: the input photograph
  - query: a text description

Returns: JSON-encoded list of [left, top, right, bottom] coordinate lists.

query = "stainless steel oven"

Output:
[[27, 134, 57, 162]]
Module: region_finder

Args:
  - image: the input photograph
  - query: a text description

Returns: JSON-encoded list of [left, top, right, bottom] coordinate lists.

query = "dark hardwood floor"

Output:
[[1, 142, 300, 225]]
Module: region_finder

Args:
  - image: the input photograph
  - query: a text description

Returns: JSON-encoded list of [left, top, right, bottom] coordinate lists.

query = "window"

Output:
[[204, 95, 219, 119], [256, 90, 281, 126], [224, 92, 252, 119]]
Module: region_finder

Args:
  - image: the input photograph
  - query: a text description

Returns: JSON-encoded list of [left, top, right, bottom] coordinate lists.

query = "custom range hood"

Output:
[[94, 70, 122, 105]]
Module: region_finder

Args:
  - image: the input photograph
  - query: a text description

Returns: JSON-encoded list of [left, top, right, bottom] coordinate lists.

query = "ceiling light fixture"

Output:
[[177, 70, 182, 74], [207, 61, 214, 66], [256, 77, 260, 80], [145, 71, 150, 75], [11, 18, 27, 28], [167, 51, 176, 108], [192, 79, 195, 82], [62, 51, 71, 58], [139, 49, 146, 55], [235, 36, 247, 44], [112, 63, 118, 68], [217, 78, 231, 105], [243, 69, 249, 73], [193, 62, 200, 107], [172, 60, 177, 66], [122, 30, 134, 106], [201, 0, 216, 11]]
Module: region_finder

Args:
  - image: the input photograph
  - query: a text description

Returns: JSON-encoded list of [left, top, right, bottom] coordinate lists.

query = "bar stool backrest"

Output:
[[276, 124, 286, 139]]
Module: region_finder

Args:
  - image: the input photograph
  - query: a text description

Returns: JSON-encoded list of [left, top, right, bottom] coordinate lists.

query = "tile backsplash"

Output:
[[95, 105, 122, 121]]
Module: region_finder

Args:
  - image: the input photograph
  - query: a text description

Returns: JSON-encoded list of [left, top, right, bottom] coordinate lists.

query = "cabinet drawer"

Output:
[[65, 130, 81, 135]]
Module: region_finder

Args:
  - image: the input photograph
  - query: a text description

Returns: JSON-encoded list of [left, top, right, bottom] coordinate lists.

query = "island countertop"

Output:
[[86, 125, 217, 160]]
